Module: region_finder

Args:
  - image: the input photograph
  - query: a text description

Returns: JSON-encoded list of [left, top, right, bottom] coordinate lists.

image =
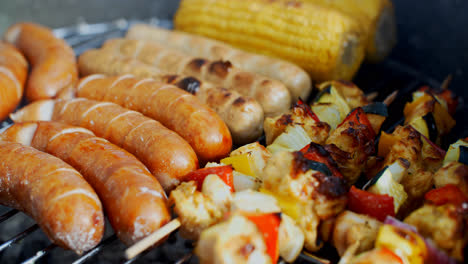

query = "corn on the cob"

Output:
[[175, 0, 366, 82], [303, 0, 397, 62]]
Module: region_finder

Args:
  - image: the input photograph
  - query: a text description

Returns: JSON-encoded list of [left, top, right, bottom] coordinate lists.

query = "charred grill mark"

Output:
[[209, 60, 232, 78], [276, 114, 294, 126], [187, 58, 207, 73], [232, 97, 246, 106], [176, 77, 201, 94], [315, 172, 347, 198]]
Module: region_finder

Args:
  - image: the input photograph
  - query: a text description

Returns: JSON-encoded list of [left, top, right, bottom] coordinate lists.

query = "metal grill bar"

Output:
[[72, 235, 118, 264], [21, 244, 57, 264], [0, 224, 39, 252], [0, 209, 18, 223]]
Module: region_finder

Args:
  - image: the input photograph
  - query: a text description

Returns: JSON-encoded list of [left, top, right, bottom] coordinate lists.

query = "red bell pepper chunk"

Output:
[[425, 184, 468, 207], [348, 186, 395, 221], [296, 99, 320, 122], [300, 143, 343, 178], [338, 107, 375, 139], [183, 165, 234, 192], [245, 213, 281, 264]]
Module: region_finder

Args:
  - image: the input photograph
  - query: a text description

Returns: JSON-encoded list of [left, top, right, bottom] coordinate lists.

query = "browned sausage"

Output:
[[126, 24, 312, 101], [75, 74, 232, 162], [102, 38, 291, 117], [0, 42, 27, 120], [1, 121, 170, 245], [0, 140, 104, 254], [77, 50, 263, 144], [10, 98, 198, 191], [3, 22, 78, 101]]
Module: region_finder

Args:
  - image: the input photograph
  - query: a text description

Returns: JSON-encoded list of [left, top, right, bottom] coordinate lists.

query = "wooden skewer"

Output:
[[365, 91, 378, 102], [383, 90, 399, 106], [440, 74, 453, 90], [125, 218, 181, 259]]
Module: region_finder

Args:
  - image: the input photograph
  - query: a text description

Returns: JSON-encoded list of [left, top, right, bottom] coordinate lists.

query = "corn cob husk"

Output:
[[175, 0, 366, 82], [303, 0, 397, 62]]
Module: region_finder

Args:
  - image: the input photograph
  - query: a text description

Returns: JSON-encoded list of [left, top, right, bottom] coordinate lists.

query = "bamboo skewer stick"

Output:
[[125, 218, 181, 259]]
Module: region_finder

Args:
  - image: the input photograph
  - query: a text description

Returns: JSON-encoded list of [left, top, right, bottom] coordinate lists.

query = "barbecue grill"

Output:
[[0, 0, 467, 263]]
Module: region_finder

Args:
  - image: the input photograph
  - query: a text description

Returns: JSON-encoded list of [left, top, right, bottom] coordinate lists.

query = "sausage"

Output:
[[0, 141, 104, 254], [10, 98, 198, 191], [74, 74, 232, 162], [126, 24, 312, 101], [0, 42, 27, 120], [1, 121, 170, 244], [3, 22, 78, 101], [77, 50, 263, 143], [102, 38, 291, 117]]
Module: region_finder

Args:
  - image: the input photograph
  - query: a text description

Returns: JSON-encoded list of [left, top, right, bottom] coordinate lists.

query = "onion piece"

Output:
[[384, 216, 457, 264]]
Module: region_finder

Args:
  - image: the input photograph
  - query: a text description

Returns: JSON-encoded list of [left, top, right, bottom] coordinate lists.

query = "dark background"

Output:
[[0, 0, 466, 97]]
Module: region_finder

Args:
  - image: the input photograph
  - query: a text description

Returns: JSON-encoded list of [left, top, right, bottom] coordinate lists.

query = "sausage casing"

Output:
[[75, 75, 232, 162], [1, 121, 170, 245], [10, 98, 198, 191], [0, 141, 104, 254], [4, 22, 78, 101], [0, 42, 27, 120], [102, 38, 291, 117], [126, 24, 312, 101]]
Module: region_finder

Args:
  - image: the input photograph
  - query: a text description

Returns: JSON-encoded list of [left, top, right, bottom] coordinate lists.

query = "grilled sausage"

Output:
[[0, 42, 27, 120], [0, 141, 104, 254], [74, 74, 232, 162], [102, 38, 291, 117], [3, 22, 78, 101], [77, 50, 264, 144], [10, 98, 198, 191], [1, 121, 170, 245], [126, 24, 312, 101]]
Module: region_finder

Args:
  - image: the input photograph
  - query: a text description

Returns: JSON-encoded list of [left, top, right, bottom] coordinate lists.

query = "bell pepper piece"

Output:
[[338, 107, 375, 139], [245, 213, 281, 264], [296, 99, 320, 122], [183, 165, 234, 192], [425, 184, 468, 207], [221, 154, 255, 177], [376, 225, 427, 264], [300, 143, 343, 178], [348, 186, 395, 221]]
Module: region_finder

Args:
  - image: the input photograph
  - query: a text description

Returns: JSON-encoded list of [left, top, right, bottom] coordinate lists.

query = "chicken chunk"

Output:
[[331, 211, 382, 256], [169, 182, 225, 240], [434, 161, 468, 194], [404, 204, 468, 261], [325, 116, 375, 185], [262, 151, 347, 251], [382, 126, 434, 200], [264, 101, 330, 145], [196, 214, 271, 264]]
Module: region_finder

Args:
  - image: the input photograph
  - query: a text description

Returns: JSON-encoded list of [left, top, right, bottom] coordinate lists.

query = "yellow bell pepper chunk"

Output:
[[221, 154, 255, 177], [376, 225, 427, 264], [259, 188, 301, 221]]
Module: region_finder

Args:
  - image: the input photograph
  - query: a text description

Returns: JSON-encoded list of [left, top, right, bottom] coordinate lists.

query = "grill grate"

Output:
[[0, 18, 463, 264]]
